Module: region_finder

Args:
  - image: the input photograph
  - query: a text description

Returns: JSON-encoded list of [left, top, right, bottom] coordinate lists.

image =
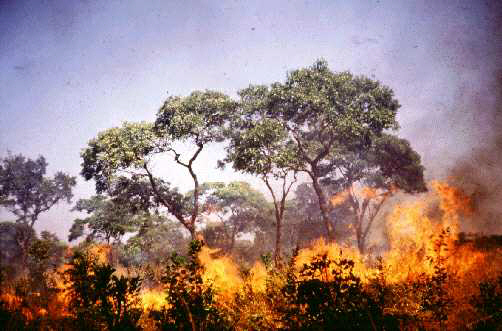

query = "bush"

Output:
[[150, 240, 232, 331], [276, 253, 384, 331], [470, 273, 502, 330], [64, 251, 143, 331]]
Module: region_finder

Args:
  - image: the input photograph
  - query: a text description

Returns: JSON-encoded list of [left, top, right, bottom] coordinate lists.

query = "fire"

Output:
[[382, 181, 479, 282], [330, 188, 350, 207], [86, 243, 113, 264], [1, 181, 500, 329], [248, 261, 268, 293], [295, 238, 370, 280], [199, 246, 242, 299], [361, 186, 379, 199], [140, 288, 165, 310]]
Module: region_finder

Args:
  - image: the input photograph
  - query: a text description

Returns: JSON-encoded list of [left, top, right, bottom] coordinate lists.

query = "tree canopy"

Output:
[[0, 154, 76, 228], [225, 59, 421, 243], [81, 91, 236, 238], [322, 133, 426, 252], [69, 195, 143, 244], [79, 60, 425, 256], [200, 181, 269, 253]]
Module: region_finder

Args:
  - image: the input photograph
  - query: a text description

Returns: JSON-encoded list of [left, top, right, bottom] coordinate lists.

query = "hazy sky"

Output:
[[1, 0, 500, 239]]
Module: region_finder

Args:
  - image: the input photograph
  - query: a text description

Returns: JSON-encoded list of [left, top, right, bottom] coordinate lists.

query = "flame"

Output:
[[248, 261, 268, 293], [1, 180, 500, 330], [361, 186, 379, 199], [140, 288, 165, 310], [87, 243, 113, 264], [295, 238, 370, 280], [330, 189, 350, 207], [199, 246, 242, 299], [382, 181, 478, 282]]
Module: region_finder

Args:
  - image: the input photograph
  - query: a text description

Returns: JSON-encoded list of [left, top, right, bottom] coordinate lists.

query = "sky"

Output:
[[1, 0, 501, 239]]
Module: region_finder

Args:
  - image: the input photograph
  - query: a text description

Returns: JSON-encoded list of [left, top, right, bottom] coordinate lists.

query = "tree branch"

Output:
[[143, 163, 191, 231], [188, 143, 204, 228]]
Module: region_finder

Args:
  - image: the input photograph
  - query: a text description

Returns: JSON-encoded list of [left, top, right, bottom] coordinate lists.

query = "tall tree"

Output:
[[0, 154, 76, 227], [200, 181, 269, 253], [242, 60, 402, 241], [224, 86, 299, 263], [322, 134, 426, 253], [291, 182, 353, 248], [81, 91, 236, 239], [69, 195, 142, 244]]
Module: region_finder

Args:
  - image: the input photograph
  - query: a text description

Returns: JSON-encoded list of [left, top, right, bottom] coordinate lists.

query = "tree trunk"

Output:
[[228, 226, 237, 253], [188, 225, 196, 240], [357, 233, 366, 255], [310, 174, 334, 241], [264, 178, 284, 266], [274, 209, 282, 266]]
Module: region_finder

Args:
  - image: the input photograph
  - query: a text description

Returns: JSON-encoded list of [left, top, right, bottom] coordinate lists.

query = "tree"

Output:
[[290, 183, 353, 248], [123, 215, 188, 268], [200, 181, 269, 253], [236, 60, 405, 241], [0, 154, 76, 228], [224, 85, 299, 264], [81, 91, 236, 239], [0, 221, 36, 278], [322, 133, 426, 253], [69, 195, 142, 244], [27, 230, 66, 289]]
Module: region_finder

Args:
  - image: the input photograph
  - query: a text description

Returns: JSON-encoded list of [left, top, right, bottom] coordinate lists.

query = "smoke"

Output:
[[449, 76, 502, 233], [447, 0, 502, 234]]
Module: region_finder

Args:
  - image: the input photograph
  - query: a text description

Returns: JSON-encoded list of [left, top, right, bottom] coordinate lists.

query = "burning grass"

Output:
[[1, 181, 501, 330]]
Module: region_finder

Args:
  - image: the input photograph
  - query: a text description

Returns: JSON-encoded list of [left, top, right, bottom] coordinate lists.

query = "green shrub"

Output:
[[150, 240, 232, 331], [64, 251, 143, 331]]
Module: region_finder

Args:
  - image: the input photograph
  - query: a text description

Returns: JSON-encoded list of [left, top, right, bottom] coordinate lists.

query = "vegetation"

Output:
[[64, 251, 143, 331], [0, 154, 76, 228], [0, 61, 499, 330], [150, 240, 231, 331]]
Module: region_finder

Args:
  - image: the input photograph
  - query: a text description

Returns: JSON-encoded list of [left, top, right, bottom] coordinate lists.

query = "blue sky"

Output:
[[1, 0, 500, 239]]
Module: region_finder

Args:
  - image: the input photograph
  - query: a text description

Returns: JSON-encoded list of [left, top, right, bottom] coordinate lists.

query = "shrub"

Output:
[[150, 240, 232, 331], [64, 251, 143, 331], [277, 253, 382, 331]]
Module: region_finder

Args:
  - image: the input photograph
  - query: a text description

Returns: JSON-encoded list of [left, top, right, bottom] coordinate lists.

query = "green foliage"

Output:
[[224, 84, 300, 263], [155, 90, 236, 144], [69, 195, 143, 243], [200, 181, 270, 252], [321, 133, 426, 194], [276, 253, 382, 330], [269, 59, 399, 140], [151, 240, 232, 331], [81, 122, 160, 194], [27, 231, 66, 291], [81, 92, 236, 238], [368, 134, 427, 193], [225, 115, 297, 177], [64, 251, 143, 331], [223, 60, 424, 242], [263, 59, 400, 178], [121, 216, 188, 272], [0, 153, 76, 227]]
